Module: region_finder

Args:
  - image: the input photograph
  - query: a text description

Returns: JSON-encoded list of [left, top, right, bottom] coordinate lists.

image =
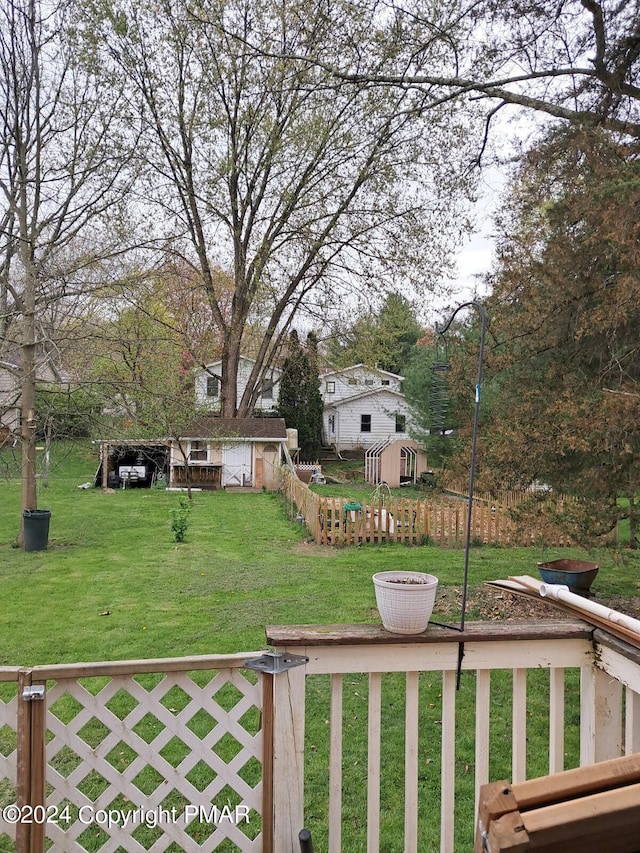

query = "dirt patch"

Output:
[[435, 584, 640, 621], [290, 539, 339, 557]]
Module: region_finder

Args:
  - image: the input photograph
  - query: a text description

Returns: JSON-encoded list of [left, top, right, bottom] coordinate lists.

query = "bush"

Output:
[[171, 496, 192, 543]]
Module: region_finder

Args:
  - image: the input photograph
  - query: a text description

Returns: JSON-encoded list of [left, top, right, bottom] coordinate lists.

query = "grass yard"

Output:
[[1, 442, 639, 851], [1, 440, 639, 665]]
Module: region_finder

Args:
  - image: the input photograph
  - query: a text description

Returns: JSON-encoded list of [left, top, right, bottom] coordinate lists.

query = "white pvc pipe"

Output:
[[539, 583, 640, 636]]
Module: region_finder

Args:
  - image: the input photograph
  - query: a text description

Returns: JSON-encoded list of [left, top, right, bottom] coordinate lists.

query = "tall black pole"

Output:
[[436, 301, 487, 687]]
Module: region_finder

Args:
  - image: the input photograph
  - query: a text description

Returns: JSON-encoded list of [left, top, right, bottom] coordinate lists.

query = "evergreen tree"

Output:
[[278, 331, 323, 460], [326, 294, 423, 375], [478, 128, 640, 545]]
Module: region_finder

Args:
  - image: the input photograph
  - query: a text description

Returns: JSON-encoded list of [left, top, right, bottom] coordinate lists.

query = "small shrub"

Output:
[[171, 496, 192, 543]]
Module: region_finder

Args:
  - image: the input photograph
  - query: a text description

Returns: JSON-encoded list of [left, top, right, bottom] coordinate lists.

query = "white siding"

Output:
[[323, 390, 413, 451], [321, 365, 402, 405], [195, 356, 280, 412]]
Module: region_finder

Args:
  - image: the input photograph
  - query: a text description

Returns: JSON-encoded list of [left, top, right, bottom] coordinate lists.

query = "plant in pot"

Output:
[[372, 571, 439, 635]]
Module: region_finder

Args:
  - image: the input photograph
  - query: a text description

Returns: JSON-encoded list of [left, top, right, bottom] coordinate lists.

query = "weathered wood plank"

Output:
[[367, 672, 381, 853], [30, 651, 264, 680], [328, 673, 343, 853], [266, 620, 592, 647], [405, 671, 419, 853], [511, 752, 640, 809], [522, 782, 640, 846]]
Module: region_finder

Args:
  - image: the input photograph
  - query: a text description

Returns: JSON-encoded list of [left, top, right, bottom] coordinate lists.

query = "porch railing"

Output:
[[268, 619, 640, 852], [1, 621, 639, 852]]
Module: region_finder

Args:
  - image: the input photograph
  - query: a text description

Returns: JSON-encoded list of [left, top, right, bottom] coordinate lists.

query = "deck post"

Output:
[[580, 663, 623, 764], [248, 650, 308, 852]]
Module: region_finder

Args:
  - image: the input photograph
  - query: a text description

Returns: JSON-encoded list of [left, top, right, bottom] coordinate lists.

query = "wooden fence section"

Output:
[[283, 472, 572, 547], [268, 622, 640, 853], [444, 481, 567, 509]]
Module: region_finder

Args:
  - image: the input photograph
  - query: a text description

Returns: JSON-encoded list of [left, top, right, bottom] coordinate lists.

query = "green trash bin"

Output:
[[23, 509, 51, 552]]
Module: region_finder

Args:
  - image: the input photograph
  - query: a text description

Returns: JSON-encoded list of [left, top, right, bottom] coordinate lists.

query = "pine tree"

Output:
[[278, 331, 323, 460]]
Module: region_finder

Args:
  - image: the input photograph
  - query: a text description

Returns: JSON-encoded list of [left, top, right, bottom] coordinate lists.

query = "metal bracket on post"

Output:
[[21, 685, 45, 701], [244, 651, 308, 675]]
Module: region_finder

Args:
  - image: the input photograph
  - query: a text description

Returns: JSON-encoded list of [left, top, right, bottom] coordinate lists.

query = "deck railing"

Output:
[[268, 620, 640, 852], [1, 622, 639, 852]]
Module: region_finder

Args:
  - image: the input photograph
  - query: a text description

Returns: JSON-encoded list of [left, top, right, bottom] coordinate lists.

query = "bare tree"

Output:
[[0, 0, 135, 544], [84, 0, 481, 417], [298, 0, 640, 141]]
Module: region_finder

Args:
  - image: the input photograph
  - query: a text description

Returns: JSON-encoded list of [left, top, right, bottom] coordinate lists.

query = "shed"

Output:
[[364, 438, 427, 488], [169, 416, 288, 491]]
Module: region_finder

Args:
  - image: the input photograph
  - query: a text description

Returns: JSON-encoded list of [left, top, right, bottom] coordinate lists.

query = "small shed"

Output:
[[364, 438, 427, 488], [169, 416, 288, 491]]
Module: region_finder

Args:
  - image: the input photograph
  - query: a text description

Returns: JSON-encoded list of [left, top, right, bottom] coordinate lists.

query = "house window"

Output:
[[326, 381, 335, 394], [395, 414, 406, 433], [262, 379, 273, 400], [328, 415, 335, 434], [364, 379, 374, 386], [381, 379, 390, 386], [189, 440, 207, 461], [206, 376, 219, 397], [361, 414, 371, 433]]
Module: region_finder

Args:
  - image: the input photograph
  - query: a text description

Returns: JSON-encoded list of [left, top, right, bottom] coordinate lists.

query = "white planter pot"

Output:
[[373, 571, 439, 635]]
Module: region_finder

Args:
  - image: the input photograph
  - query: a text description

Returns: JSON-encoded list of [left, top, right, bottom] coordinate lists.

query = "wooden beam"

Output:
[[511, 752, 640, 810], [266, 620, 591, 647], [16, 670, 32, 853], [28, 682, 46, 853]]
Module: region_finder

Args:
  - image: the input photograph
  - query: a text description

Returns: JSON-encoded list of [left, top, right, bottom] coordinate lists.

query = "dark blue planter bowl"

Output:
[[537, 559, 599, 595]]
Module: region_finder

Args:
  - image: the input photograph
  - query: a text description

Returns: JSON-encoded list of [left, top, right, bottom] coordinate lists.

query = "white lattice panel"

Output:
[[44, 667, 264, 852], [0, 682, 18, 850]]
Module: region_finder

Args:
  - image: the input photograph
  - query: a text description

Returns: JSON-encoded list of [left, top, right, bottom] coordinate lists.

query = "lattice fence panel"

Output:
[[43, 667, 264, 852], [0, 677, 18, 850]]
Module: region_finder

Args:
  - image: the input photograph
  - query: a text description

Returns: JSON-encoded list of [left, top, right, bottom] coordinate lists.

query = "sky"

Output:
[[435, 162, 506, 321]]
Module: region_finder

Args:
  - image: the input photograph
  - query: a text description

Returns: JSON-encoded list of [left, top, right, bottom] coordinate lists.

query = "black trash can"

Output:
[[23, 509, 51, 552]]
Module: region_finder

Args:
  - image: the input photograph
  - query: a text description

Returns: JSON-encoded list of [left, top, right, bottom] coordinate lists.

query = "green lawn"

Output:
[[1, 441, 639, 666], [1, 442, 639, 851]]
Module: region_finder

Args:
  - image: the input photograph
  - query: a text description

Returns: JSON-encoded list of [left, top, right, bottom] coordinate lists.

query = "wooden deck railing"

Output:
[[2, 623, 639, 851], [268, 620, 640, 852]]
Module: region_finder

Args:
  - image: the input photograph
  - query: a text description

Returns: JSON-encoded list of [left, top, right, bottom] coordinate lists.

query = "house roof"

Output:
[[321, 363, 405, 381], [178, 416, 288, 441], [198, 355, 281, 377], [323, 387, 408, 410]]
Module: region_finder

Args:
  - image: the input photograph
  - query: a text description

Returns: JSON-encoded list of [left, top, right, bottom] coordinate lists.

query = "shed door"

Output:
[[222, 443, 252, 487]]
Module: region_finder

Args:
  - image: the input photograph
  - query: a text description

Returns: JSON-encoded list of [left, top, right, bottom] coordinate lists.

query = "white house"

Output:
[[194, 356, 281, 414], [0, 350, 71, 440], [320, 364, 415, 452]]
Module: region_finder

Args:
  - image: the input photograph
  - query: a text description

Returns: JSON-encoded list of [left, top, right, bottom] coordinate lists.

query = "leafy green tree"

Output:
[[82, 0, 478, 418], [278, 331, 323, 460], [326, 294, 424, 375], [479, 127, 640, 545]]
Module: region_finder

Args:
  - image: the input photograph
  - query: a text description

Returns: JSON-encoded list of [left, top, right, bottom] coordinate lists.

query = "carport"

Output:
[[94, 440, 170, 489]]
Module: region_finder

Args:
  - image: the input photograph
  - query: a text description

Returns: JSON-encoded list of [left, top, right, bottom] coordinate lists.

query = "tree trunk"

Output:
[[629, 497, 638, 549], [19, 264, 38, 546], [221, 334, 242, 418]]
